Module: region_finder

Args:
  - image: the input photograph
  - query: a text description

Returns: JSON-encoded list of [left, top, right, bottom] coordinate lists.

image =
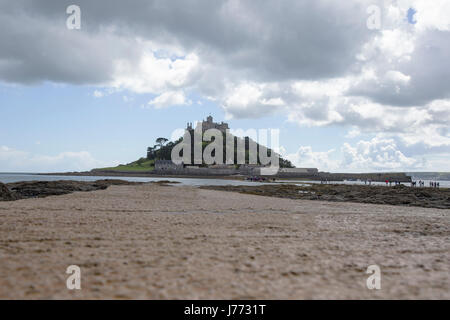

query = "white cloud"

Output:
[[345, 128, 361, 139], [222, 82, 286, 119], [284, 137, 441, 172], [93, 90, 104, 98], [341, 138, 422, 171], [285, 146, 339, 172], [411, 0, 450, 31], [112, 51, 199, 95], [0, 146, 113, 173], [147, 90, 191, 109]]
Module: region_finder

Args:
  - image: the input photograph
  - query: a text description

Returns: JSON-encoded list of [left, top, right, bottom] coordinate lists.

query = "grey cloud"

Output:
[[0, 0, 375, 85], [0, 10, 142, 85], [349, 30, 450, 107], [1, 0, 449, 148]]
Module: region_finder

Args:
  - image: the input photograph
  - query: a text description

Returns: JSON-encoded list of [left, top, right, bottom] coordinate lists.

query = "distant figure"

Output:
[[437, 182, 440, 188]]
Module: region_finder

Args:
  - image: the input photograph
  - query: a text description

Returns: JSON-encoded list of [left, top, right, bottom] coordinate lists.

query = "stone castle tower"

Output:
[[186, 116, 229, 133]]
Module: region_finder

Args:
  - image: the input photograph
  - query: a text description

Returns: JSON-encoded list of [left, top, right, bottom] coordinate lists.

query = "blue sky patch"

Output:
[[407, 8, 417, 24]]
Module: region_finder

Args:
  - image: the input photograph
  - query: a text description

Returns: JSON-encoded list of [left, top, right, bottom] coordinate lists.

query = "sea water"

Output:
[[1, 172, 449, 188]]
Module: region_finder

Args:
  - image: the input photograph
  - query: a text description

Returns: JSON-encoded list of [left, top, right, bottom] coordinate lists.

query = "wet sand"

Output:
[[0, 184, 448, 299]]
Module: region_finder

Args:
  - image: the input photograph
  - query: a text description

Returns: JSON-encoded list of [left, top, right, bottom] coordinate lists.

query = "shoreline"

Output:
[[34, 170, 414, 183], [35, 171, 248, 180], [2, 178, 449, 209]]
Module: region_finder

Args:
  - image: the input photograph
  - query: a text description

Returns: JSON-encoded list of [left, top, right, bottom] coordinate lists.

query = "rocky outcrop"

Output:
[[200, 183, 450, 209], [0, 182, 17, 201], [1, 180, 142, 201]]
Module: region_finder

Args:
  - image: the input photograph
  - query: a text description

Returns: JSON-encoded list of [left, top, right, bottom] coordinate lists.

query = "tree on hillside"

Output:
[[156, 137, 168, 149], [147, 146, 155, 159]]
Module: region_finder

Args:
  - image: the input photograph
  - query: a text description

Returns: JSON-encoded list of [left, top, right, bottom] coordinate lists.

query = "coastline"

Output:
[[36, 171, 248, 180], [2, 177, 449, 209], [35, 170, 414, 182]]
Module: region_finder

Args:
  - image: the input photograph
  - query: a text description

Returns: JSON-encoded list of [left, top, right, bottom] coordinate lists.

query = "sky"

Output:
[[0, 0, 449, 173]]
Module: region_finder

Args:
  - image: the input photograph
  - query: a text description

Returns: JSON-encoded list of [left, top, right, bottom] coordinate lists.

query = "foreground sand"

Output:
[[0, 184, 448, 299]]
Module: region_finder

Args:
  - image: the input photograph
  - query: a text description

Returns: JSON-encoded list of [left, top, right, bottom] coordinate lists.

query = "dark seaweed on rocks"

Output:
[[200, 183, 450, 209], [0, 182, 18, 201], [1, 180, 142, 201]]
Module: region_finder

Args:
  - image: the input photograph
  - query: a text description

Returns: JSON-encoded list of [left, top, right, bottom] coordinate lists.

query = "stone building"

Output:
[[187, 115, 229, 133], [154, 160, 184, 172]]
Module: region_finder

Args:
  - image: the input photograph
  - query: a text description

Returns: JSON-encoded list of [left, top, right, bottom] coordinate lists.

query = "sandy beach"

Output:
[[0, 183, 449, 299]]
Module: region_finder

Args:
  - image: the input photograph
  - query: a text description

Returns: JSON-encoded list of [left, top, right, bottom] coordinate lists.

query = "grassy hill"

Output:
[[93, 130, 295, 173], [92, 158, 154, 172], [146, 134, 295, 168]]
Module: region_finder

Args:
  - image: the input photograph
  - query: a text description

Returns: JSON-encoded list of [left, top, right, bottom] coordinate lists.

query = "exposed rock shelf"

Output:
[[0, 180, 142, 201], [200, 184, 450, 209]]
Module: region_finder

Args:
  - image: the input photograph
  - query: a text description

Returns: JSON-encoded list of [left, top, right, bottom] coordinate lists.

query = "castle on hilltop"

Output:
[[152, 115, 324, 176], [187, 115, 229, 133]]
